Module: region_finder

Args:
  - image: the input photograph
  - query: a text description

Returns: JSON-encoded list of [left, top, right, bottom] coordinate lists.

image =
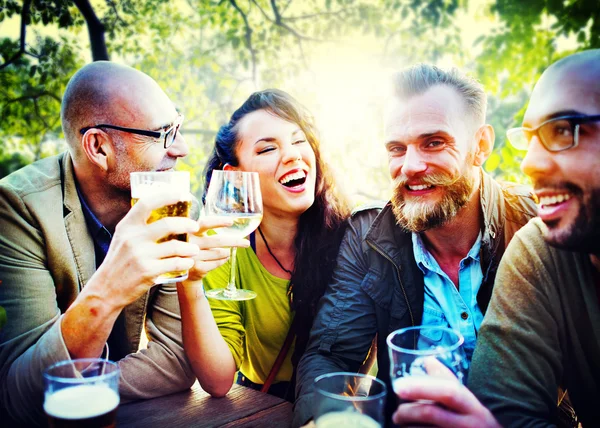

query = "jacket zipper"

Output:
[[366, 240, 415, 328]]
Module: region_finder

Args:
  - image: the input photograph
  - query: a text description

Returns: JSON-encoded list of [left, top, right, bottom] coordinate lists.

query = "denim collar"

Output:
[[412, 230, 482, 275]]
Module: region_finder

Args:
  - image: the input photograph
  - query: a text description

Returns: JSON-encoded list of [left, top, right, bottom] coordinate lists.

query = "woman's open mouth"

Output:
[[279, 169, 307, 190]]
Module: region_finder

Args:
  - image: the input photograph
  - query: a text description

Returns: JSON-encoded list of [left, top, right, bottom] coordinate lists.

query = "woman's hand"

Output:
[[392, 358, 500, 428], [185, 216, 250, 282]]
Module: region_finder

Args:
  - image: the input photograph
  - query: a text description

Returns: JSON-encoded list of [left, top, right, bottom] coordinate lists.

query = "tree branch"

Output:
[[33, 99, 51, 130], [229, 0, 257, 86], [0, 0, 32, 70], [250, 0, 273, 22], [269, 0, 323, 41], [73, 0, 109, 61], [295, 38, 309, 70], [106, 0, 127, 26], [280, 0, 293, 15], [285, 8, 350, 22]]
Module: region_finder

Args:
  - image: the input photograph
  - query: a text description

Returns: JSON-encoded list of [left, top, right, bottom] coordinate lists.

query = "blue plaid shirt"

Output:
[[412, 231, 484, 363]]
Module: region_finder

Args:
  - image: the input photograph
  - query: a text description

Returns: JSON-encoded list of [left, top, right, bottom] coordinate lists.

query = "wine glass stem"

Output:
[[225, 247, 238, 297]]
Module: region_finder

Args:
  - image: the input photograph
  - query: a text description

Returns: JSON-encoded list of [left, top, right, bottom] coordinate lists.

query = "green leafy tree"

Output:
[[476, 0, 600, 182], [1, 0, 598, 196]]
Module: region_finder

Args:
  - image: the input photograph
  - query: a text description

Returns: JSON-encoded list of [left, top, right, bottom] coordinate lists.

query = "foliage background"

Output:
[[1, 0, 598, 203]]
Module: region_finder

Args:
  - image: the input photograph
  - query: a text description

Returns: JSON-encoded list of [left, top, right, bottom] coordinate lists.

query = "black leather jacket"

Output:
[[293, 171, 537, 427]]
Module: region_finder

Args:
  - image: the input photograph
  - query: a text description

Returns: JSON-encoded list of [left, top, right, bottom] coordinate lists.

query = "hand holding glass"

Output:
[[313, 372, 387, 428], [203, 170, 262, 300], [130, 171, 192, 284], [387, 326, 468, 399], [44, 358, 120, 428]]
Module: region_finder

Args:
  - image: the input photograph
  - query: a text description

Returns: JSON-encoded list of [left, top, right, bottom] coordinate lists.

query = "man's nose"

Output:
[[167, 131, 189, 158], [521, 135, 555, 179], [401, 146, 427, 177]]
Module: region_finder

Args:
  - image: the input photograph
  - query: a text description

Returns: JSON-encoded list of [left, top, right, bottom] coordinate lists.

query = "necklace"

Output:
[[257, 227, 293, 275]]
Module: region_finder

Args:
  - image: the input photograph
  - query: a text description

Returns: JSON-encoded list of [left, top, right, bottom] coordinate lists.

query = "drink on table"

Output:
[[44, 358, 120, 428], [44, 384, 119, 428], [130, 171, 191, 283], [313, 372, 387, 428]]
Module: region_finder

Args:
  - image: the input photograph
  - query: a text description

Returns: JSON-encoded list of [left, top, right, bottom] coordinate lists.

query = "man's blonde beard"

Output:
[[391, 168, 476, 233]]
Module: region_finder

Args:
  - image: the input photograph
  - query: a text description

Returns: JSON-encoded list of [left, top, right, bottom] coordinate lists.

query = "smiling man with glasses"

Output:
[[468, 48, 600, 428], [0, 61, 249, 425], [385, 50, 600, 428]]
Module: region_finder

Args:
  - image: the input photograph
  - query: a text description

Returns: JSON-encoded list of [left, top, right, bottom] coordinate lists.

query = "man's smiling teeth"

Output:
[[280, 171, 306, 184], [407, 184, 433, 191], [539, 193, 571, 207]]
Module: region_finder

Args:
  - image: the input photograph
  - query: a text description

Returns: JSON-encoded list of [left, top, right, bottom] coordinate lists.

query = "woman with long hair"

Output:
[[176, 89, 350, 400]]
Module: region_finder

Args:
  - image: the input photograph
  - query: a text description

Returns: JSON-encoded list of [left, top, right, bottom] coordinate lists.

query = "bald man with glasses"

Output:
[[390, 49, 600, 428], [0, 61, 247, 425]]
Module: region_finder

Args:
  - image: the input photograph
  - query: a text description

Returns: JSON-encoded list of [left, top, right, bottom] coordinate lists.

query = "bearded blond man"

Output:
[[293, 63, 537, 426]]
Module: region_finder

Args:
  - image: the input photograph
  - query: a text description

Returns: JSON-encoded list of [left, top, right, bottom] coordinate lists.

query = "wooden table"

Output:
[[117, 383, 293, 427]]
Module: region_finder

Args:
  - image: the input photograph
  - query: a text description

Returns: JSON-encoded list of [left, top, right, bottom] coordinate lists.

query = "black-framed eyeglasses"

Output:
[[507, 114, 600, 152], [79, 114, 184, 149]]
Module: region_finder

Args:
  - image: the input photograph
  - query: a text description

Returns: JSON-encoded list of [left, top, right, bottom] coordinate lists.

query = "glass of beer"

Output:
[[313, 372, 387, 427], [43, 358, 120, 428], [130, 171, 192, 284]]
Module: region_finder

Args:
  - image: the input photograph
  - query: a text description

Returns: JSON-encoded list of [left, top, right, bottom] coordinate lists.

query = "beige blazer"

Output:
[[0, 152, 195, 425]]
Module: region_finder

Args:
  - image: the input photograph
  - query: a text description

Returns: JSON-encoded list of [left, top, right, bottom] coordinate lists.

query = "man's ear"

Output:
[[81, 129, 111, 172], [473, 124, 495, 167]]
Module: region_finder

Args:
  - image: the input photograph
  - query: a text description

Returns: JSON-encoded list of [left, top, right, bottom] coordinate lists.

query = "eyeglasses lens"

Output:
[[164, 120, 181, 149], [508, 129, 529, 151], [539, 119, 575, 151]]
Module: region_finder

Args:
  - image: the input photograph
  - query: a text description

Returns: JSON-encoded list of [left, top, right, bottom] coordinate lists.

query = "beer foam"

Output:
[[44, 385, 119, 419], [131, 182, 168, 199], [130, 172, 190, 199]]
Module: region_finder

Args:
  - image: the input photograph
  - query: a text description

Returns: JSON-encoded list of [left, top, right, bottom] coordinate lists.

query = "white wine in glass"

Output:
[[204, 170, 263, 301]]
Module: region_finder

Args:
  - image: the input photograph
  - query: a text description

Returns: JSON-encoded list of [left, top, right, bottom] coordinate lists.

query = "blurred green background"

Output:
[[1, 0, 599, 204]]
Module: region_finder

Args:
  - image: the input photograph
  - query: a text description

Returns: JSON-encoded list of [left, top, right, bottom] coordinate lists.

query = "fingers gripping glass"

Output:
[[507, 114, 600, 152], [80, 114, 184, 149]]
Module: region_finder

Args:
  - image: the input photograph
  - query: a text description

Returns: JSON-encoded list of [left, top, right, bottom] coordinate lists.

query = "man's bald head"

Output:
[[530, 49, 600, 106], [544, 49, 600, 78], [60, 61, 170, 154]]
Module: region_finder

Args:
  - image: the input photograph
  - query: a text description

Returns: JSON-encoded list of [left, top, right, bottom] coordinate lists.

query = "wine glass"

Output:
[[203, 170, 263, 300], [387, 326, 468, 398]]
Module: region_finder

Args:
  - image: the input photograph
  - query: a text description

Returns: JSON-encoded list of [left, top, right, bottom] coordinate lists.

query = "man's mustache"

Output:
[[531, 179, 581, 196], [393, 171, 460, 191]]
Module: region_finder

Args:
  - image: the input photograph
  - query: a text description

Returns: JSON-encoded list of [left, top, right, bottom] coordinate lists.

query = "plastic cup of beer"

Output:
[[313, 372, 387, 428], [43, 358, 120, 428], [130, 171, 192, 284]]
